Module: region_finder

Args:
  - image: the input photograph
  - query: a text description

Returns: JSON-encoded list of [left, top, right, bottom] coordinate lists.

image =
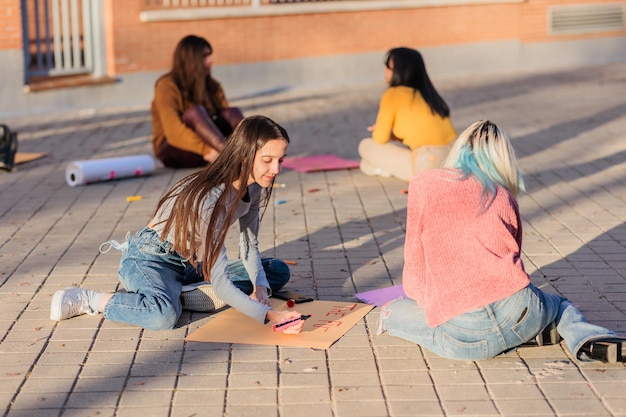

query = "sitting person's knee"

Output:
[[182, 105, 209, 128], [147, 312, 179, 331], [263, 258, 291, 289], [357, 138, 375, 157], [221, 107, 244, 128], [143, 298, 181, 331]]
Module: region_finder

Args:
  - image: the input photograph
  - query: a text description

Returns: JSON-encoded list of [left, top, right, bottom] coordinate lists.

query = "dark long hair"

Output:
[[169, 34, 224, 114], [385, 47, 450, 118], [155, 115, 290, 279]]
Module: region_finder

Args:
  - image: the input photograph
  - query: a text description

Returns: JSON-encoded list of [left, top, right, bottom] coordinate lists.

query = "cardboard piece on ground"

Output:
[[15, 152, 47, 165], [355, 285, 406, 306], [186, 299, 373, 349], [282, 154, 360, 173]]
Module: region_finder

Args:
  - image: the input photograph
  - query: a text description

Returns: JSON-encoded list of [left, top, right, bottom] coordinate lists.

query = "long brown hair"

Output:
[[169, 34, 223, 114], [154, 115, 290, 279]]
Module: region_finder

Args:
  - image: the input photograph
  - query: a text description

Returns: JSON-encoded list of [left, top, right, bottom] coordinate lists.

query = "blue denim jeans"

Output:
[[102, 227, 290, 330], [379, 284, 617, 361]]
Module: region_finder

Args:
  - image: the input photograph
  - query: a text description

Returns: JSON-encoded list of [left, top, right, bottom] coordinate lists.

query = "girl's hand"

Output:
[[203, 148, 219, 163], [266, 309, 304, 334], [252, 286, 271, 307], [367, 124, 375, 132]]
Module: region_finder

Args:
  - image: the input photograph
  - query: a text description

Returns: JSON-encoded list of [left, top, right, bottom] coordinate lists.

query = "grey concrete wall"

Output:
[[1, 36, 625, 118]]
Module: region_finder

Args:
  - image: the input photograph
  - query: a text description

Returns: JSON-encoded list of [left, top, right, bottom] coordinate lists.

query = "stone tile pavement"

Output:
[[1, 62, 625, 417]]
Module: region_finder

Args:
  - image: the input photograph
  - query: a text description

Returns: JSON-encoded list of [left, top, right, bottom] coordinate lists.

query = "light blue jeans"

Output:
[[379, 284, 617, 361], [101, 227, 290, 330]]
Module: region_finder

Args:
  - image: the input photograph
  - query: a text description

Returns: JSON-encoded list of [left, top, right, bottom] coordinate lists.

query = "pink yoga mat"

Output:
[[282, 154, 360, 173]]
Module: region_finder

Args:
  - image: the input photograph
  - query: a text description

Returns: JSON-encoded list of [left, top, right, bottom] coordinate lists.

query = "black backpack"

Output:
[[0, 124, 18, 172]]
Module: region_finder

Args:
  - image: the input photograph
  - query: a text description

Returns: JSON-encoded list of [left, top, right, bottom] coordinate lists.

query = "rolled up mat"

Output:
[[65, 154, 156, 187]]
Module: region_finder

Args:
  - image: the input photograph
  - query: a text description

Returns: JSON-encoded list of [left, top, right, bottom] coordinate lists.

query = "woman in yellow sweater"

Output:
[[151, 35, 244, 168], [359, 47, 457, 181]]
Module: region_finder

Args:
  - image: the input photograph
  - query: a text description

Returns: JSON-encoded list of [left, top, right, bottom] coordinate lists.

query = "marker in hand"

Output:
[[272, 314, 311, 332]]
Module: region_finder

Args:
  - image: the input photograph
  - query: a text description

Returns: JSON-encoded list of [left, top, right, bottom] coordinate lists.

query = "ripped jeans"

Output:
[[378, 284, 617, 361], [100, 227, 290, 330]]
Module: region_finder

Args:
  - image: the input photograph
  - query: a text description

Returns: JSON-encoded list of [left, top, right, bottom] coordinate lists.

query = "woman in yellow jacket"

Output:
[[359, 47, 456, 181]]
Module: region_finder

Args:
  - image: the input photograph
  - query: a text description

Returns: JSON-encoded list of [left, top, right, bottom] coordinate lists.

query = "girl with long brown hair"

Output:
[[151, 35, 244, 168], [51, 116, 304, 333]]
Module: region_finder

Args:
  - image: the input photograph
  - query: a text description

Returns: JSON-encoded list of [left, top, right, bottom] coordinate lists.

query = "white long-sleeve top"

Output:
[[151, 183, 271, 323]]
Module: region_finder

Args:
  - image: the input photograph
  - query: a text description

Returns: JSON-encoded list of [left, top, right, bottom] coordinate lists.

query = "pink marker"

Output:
[[272, 315, 311, 332]]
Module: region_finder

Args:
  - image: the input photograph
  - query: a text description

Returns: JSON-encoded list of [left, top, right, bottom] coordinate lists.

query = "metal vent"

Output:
[[549, 4, 624, 35]]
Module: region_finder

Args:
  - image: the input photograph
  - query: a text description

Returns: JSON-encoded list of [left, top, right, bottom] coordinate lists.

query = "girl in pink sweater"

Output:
[[378, 120, 624, 363]]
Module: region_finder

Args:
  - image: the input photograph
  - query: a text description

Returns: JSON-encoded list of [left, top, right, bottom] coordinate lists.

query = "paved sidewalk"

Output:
[[1, 62, 625, 417]]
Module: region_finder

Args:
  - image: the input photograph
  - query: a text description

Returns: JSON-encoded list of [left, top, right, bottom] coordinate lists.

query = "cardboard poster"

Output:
[[186, 299, 373, 349], [15, 152, 47, 165], [282, 154, 360, 173]]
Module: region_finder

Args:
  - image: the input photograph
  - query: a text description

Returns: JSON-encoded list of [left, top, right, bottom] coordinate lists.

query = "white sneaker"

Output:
[[50, 287, 97, 321], [180, 284, 227, 312], [373, 167, 392, 178]]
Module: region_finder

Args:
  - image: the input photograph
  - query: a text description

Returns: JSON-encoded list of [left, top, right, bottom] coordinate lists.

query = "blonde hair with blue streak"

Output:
[[442, 120, 525, 210]]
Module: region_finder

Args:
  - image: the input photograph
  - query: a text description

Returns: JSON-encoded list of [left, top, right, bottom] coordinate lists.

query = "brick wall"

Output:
[[109, 0, 626, 75], [2, 0, 625, 75], [0, 0, 22, 50], [111, 1, 523, 74]]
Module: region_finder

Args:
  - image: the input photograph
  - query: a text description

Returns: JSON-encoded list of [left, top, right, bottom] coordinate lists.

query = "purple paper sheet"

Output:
[[282, 154, 360, 173], [354, 285, 406, 307]]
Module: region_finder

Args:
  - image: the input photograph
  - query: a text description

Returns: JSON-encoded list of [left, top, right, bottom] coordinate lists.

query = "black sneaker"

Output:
[[580, 339, 625, 363], [523, 321, 561, 347], [535, 321, 561, 346]]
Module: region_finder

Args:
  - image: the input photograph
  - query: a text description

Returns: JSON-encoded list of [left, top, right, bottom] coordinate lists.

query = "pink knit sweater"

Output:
[[403, 169, 530, 327]]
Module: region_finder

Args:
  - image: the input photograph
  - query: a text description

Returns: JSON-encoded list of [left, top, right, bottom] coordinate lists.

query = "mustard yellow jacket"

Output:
[[372, 86, 456, 150], [150, 74, 228, 157]]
